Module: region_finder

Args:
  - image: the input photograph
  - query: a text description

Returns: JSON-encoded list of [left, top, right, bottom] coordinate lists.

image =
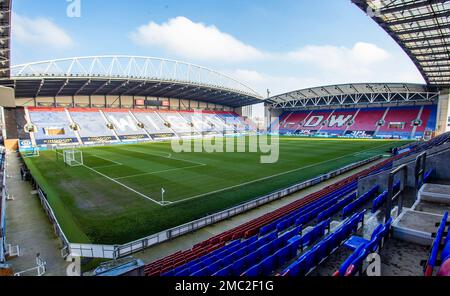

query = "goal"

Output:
[[63, 149, 84, 167]]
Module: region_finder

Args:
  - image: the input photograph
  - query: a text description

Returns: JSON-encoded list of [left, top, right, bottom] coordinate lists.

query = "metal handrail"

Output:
[[386, 164, 408, 222], [414, 152, 427, 195]]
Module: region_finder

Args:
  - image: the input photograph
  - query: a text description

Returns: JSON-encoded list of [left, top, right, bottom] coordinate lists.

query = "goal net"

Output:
[[63, 150, 83, 167]]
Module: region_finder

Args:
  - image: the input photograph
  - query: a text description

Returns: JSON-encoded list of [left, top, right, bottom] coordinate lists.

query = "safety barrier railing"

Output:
[[414, 152, 427, 195], [386, 164, 408, 222], [36, 188, 70, 257]]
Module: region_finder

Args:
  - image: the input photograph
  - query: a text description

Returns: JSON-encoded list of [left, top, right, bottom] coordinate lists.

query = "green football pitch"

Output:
[[24, 136, 409, 244]]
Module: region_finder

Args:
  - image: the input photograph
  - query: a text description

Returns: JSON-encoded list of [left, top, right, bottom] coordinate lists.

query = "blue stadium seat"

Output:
[[231, 257, 247, 275], [425, 211, 448, 275], [344, 223, 383, 251], [283, 255, 307, 276], [337, 244, 366, 276], [342, 185, 379, 218], [260, 255, 276, 275], [213, 265, 232, 276], [345, 247, 370, 276], [335, 218, 392, 276], [318, 193, 357, 222], [174, 267, 191, 276], [242, 263, 261, 277]]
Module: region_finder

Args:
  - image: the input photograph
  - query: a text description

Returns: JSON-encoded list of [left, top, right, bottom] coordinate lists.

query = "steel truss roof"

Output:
[[0, 0, 11, 78], [1, 56, 263, 107], [352, 0, 450, 87], [267, 83, 440, 109]]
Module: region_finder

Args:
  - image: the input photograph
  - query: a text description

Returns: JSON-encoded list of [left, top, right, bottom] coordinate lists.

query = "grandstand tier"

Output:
[[276, 105, 437, 139], [21, 107, 254, 146]]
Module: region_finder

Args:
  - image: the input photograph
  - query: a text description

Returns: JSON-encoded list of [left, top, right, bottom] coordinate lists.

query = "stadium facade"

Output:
[[0, 0, 450, 277], [0, 1, 447, 148], [0, 56, 263, 149]]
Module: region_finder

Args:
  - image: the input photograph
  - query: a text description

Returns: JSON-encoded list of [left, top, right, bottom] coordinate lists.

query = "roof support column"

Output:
[[436, 88, 450, 135]]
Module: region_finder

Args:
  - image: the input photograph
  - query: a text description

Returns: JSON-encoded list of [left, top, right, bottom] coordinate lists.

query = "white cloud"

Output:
[[286, 42, 390, 73], [226, 69, 320, 96], [12, 13, 74, 50], [131, 17, 423, 94], [130, 16, 266, 62], [280, 42, 423, 86]]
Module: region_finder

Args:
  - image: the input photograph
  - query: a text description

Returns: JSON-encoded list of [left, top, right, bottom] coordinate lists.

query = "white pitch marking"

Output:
[[79, 140, 397, 206], [92, 164, 123, 169], [168, 144, 391, 205], [87, 153, 123, 165], [82, 164, 163, 206]]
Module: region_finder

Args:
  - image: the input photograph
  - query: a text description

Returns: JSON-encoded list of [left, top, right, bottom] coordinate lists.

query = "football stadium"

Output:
[[0, 0, 450, 283]]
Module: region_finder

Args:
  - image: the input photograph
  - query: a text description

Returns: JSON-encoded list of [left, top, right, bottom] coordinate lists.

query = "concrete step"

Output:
[[419, 183, 450, 204], [393, 210, 444, 246]]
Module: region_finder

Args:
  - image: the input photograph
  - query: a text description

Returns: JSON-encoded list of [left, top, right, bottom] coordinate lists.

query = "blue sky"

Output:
[[12, 0, 425, 100]]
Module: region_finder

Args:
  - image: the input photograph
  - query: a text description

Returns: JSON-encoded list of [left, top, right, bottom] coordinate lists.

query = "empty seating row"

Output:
[[294, 183, 357, 226], [25, 107, 254, 146], [371, 181, 401, 213], [240, 220, 330, 277], [281, 210, 366, 276], [342, 185, 379, 218], [424, 212, 449, 276], [180, 226, 300, 276], [259, 181, 357, 236], [162, 239, 245, 276], [211, 227, 303, 276], [28, 108, 79, 145], [171, 234, 273, 276], [276, 106, 437, 139], [317, 192, 357, 222], [438, 218, 450, 276], [334, 218, 392, 276]]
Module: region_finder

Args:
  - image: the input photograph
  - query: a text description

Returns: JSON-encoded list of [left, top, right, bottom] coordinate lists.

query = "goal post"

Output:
[[63, 149, 84, 167]]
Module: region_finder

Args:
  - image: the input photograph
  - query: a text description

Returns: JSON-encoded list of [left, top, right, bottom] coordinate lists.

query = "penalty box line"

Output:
[[82, 164, 166, 206]]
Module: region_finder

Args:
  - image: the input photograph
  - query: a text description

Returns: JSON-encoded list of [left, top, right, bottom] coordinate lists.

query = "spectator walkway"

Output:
[[5, 152, 70, 276]]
